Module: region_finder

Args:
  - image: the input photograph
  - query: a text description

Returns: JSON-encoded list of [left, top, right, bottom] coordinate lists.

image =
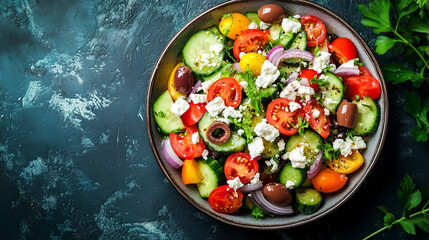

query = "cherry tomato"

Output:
[[233, 29, 269, 60], [182, 159, 201, 185], [329, 37, 357, 64], [181, 102, 207, 126], [358, 66, 371, 76], [224, 152, 259, 184], [345, 75, 381, 100], [303, 100, 330, 138], [299, 69, 320, 92], [328, 150, 364, 174], [219, 13, 250, 40], [239, 53, 266, 76], [300, 15, 327, 47], [168, 63, 186, 101], [207, 77, 242, 107], [209, 185, 243, 214], [170, 124, 205, 159], [312, 168, 348, 193], [266, 98, 305, 135]]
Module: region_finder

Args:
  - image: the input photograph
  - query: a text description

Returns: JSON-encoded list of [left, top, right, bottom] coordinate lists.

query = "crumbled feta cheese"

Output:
[[237, 129, 244, 136], [277, 139, 286, 152], [255, 60, 281, 89], [289, 101, 301, 112], [293, 15, 301, 18], [288, 144, 307, 169], [257, 50, 267, 56], [333, 138, 354, 157], [248, 137, 265, 159], [313, 109, 320, 118], [198, 79, 215, 93], [239, 52, 246, 59], [285, 180, 296, 189], [202, 149, 209, 160], [338, 59, 358, 69], [269, 158, 279, 172], [248, 22, 258, 29], [227, 176, 244, 193], [223, 106, 243, 120], [329, 63, 337, 71], [352, 136, 367, 149], [239, 81, 248, 89], [280, 80, 301, 100], [265, 160, 272, 167], [325, 97, 339, 106], [190, 93, 207, 104], [259, 21, 271, 30], [191, 132, 200, 144], [254, 119, 280, 142], [297, 86, 315, 98], [282, 18, 302, 33], [205, 97, 226, 117], [216, 117, 231, 124], [170, 97, 190, 117], [196, 52, 217, 70], [311, 51, 331, 73], [209, 43, 224, 55], [250, 173, 260, 185], [324, 108, 330, 116]]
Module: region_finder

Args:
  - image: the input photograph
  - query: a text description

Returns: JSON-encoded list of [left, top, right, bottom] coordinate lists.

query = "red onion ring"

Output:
[[307, 150, 324, 179], [239, 181, 263, 193], [333, 67, 360, 76], [232, 62, 242, 73], [272, 49, 315, 67], [161, 138, 184, 168], [187, 80, 202, 103], [267, 45, 284, 62], [286, 72, 299, 86], [250, 190, 294, 215]]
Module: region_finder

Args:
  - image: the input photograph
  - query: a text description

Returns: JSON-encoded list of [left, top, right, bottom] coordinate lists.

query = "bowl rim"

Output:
[[145, 0, 389, 230]]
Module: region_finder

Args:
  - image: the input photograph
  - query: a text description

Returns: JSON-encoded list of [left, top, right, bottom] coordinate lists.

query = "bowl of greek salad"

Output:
[[146, 0, 388, 229]]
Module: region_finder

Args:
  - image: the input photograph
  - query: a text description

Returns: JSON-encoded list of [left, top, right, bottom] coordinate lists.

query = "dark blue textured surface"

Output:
[[0, 0, 428, 239]]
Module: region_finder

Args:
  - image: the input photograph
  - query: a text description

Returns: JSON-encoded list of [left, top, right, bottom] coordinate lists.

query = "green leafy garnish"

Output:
[[291, 116, 309, 136], [228, 116, 255, 143], [240, 68, 272, 114], [309, 75, 329, 87], [405, 91, 429, 142], [251, 205, 265, 220], [317, 143, 340, 161]]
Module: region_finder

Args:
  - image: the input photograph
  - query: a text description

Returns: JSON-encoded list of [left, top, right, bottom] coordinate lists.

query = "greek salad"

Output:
[[153, 4, 381, 218]]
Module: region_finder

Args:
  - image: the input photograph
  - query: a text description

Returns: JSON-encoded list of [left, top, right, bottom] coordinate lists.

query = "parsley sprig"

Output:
[[317, 142, 340, 161], [405, 91, 429, 142], [363, 174, 429, 239]]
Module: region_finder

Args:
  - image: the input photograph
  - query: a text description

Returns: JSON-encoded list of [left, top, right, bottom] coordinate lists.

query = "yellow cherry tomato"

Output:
[[219, 13, 250, 40], [239, 53, 266, 76], [182, 159, 201, 185], [327, 150, 364, 174], [168, 63, 186, 101]]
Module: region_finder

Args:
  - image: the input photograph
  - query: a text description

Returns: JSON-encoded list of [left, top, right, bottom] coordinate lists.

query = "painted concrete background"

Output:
[[0, 0, 428, 239]]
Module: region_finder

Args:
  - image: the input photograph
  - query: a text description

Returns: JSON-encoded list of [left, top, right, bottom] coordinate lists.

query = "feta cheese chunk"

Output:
[[313, 109, 320, 118], [248, 22, 259, 29], [311, 51, 331, 73], [205, 97, 226, 117], [196, 52, 217, 70], [285, 180, 295, 189], [210, 43, 224, 55], [250, 173, 260, 185], [264, 158, 279, 172], [288, 144, 307, 169], [227, 176, 244, 193], [190, 94, 207, 104], [170, 97, 190, 117], [248, 137, 265, 159], [259, 21, 271, 30], [202, 149, 209, 160], [239, 81, 248, 89], [338, 59, 358, 69], [281, 18, 302, 33], [277, 139, 286, 152], [280, 80, 300, 100], [325, 97, 339, 106], [222, 106, 243, 120], [239, 52, 246, 59], [237, 129, 244, 136], [198, 79, 215, 93], [289, 101, 301, 112], [352, 136, 367, 149], [324, 108, 330, 116], [255, 60, 281, 89], [254, 119, 280, 142], [333, 137, 354, 157]]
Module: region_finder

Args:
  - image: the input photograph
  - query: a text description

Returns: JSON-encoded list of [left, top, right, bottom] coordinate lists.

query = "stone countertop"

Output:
[[0, 0, 428, 239]]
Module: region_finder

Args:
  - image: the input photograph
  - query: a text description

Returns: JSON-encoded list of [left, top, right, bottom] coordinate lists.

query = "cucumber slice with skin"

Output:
[[153, 91, 185, 135], [295, 188, 323, 213], [198, 112, 246, 154], [352, 96, 380, 135], [197, 158, 223, 198], [201, 62, 234, 82], [205, 25, 223, 38], [245, 12, 261, 26], [182, 30, 225, 76], [319, 72, 344, 114], [279, 161, 307, 188], [285, 130, 323, 166], [261, 138, 282, 159], [289, 29, 307, 50]]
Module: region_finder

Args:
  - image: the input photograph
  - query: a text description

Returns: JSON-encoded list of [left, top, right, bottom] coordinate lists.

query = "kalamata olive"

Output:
[[258, 4, 287, 24], [174, 65, 194, 95], [206, 121, 231, 145], [337, 99, 358, 128], [263, 182, 292, 206]]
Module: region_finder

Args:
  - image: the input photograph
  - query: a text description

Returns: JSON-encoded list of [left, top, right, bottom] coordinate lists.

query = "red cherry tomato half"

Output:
[[358, 66, 372, 76], [304, 100, 330, 138], [181, 102, 207, 126], [224, 152, 259, 184], [329, 37, 357, 64], [233, 29, 269, 60], [170, 124, 205, 159], [266, 98, 305, 135], [299, 69, 320, 92], [345, 75, 381, 100], [208, 185, 243, 214], [300, 15, 327, 47], [207, 77, 242, 107]]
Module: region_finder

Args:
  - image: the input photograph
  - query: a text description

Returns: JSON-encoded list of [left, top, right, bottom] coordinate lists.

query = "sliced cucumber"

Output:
[[319, 72, 344, 114], [285, 130, 323, 166], [245, 12, 261, 26], [182, 30, 224, 76], [153, 91, 185, 135], [295, 188, 323, 214], [261, 138, 282, 159], [279, 65, 298, 78], [198, 112, 246, 154], [279, 161, 307, 188], [206, 25, 223, 38], [201, 62, 233, 82], [352, 96, 380, 135], [287, 17, 307, 50], [197, 158, 223, 198]]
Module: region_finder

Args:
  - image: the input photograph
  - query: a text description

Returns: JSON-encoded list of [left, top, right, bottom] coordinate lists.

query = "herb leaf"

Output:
[[400, 219, 417, 234], [383, 63, 427, 87], [357, 0, 392, 34], [405, 91, 429, 142], [317, 143, 340, 161], [251, 205, 265, 220], [378, 205, 396, 227], [375, 36, 400, 54]]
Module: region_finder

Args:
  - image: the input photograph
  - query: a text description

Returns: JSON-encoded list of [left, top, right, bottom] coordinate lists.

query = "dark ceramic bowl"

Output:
[[146, 0, 388, 229]]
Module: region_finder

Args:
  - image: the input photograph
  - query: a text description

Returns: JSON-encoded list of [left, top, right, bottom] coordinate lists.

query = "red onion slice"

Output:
[[286, 72, 299, 86], [267, 45, 284, 62], [333, 67, 360, 76], [187, 80, 202, 103], [307, 150, 324, 179], [299, 78, 311, 87], [239, 181, 263, 193], [161, 138, 184, 168], [232, 62, 242, 73], [272, 49, 315, 67], [250, 190, 294, 215]]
